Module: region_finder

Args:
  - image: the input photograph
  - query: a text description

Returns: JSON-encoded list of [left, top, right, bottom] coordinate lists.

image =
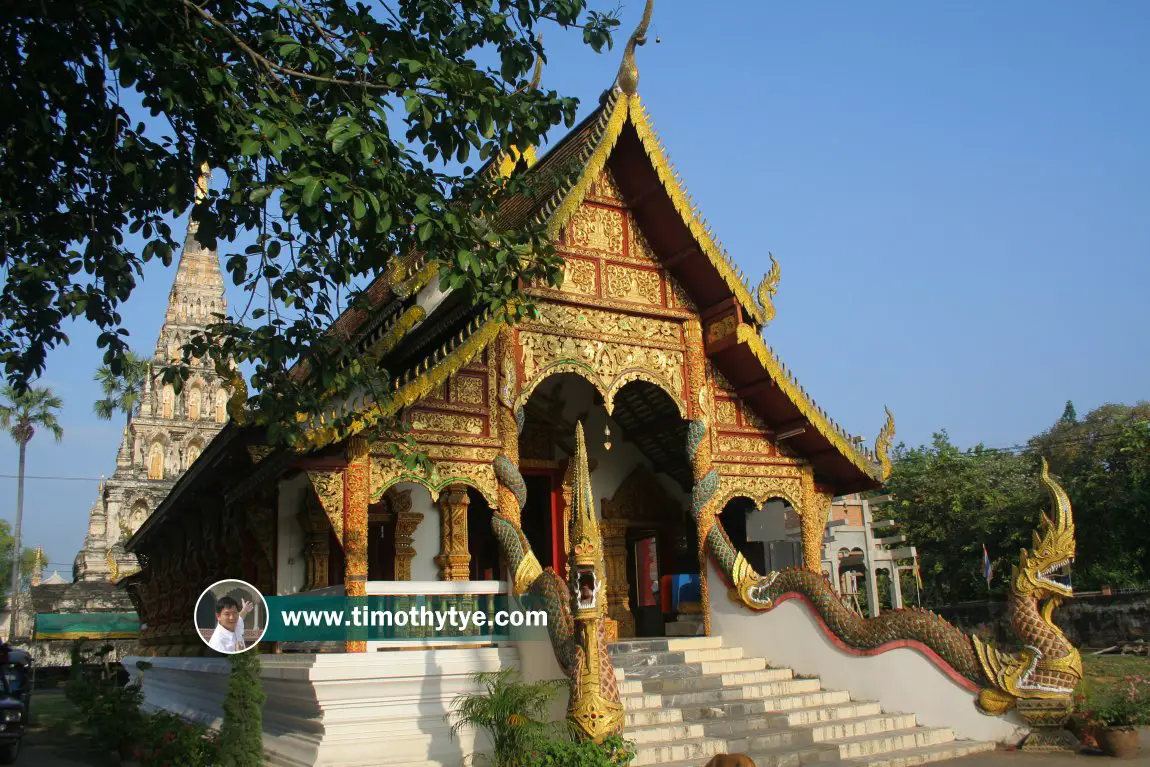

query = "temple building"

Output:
[[117, 9, 1052, 765], [74, 209, 233, 583]]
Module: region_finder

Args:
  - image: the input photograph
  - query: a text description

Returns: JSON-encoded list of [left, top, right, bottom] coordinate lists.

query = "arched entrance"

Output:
[[521, 372, 693, 638], [718, 496, 804, 576]]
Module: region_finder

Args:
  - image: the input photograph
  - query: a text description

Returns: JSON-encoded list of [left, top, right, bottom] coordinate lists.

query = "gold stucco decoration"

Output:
[[874, 406, 896, 482], [755, 253, 780, 326]]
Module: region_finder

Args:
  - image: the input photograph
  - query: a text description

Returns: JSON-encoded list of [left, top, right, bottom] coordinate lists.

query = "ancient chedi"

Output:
[[73, 168, 233, 583]]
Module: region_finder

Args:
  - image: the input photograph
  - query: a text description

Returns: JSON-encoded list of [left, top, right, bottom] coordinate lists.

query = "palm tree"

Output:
[[0, 385, 63, 626], [93, 350, 150, 427]]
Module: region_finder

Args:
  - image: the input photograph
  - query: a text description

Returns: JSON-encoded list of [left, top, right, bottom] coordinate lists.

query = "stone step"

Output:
[[762, 700, 884, 728], [638, 744, 827, 767], [622, 692, 664, 711], [608, 636, 724, 655], [661, 677, 824, 706], [808, 739, 997, 766], [612, 646, 746, 668], [631, 736, 728, 766], [624, 722, 706, 744], [677, 689, 852, 720], [625, 707, 685, 727], [642, 667, 795, 694], [738, 714, 919, 752], [823, 726, 957, 761], [625, 657, 768, 678]]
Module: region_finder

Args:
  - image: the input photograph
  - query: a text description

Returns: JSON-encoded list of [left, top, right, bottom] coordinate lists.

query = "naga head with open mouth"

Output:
[[1013, 458, 1076, 601]]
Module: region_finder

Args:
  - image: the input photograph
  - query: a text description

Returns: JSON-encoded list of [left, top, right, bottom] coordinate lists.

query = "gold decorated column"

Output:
[[435, 484, 472, 581], [388, 488, 422, 581], [344, 436, 371, 652], [800, 466, 832, 575], [600, 520, 635, 639], [684, 318, 717, 636]]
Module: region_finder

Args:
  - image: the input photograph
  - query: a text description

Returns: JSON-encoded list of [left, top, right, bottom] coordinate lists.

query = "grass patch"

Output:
[[25, 688, 118, 767], [1082, 653, 1150, 692]]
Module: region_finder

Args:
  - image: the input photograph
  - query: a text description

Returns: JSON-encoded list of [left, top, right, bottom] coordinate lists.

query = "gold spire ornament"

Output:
[[567, 421, 625, 742], [614, 0, 655, 95], [755, 252, 781, 326]]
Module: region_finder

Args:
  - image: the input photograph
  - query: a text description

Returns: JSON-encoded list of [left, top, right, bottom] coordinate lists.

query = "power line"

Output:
[[0, 474, 103, 481]]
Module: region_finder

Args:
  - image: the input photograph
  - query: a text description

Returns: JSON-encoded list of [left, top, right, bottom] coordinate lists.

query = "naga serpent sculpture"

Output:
[[492, 423, 624, 742], [692, 416, 1081, 716]]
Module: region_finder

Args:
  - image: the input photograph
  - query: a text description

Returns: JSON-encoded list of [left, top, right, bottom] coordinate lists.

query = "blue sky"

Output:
[[3, 1, 1147, 577]]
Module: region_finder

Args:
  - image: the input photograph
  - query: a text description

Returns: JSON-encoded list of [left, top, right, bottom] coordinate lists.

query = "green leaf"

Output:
[[302, 178, 323, 206]]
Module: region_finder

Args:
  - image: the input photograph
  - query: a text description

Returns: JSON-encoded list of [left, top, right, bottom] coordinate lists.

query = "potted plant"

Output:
[[1085, 676, 1149, 759]]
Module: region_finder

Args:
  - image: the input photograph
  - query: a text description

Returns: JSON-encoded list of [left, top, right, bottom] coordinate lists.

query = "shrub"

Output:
[[522, 733, 636, 766], [216, 651, 266, 767], [1083, 676, 1150, 729], [134, 711, 221, 767], [448, 669, 569, 767]]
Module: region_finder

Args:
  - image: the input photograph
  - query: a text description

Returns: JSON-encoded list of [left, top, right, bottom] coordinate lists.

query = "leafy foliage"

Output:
[[885, 431, 1043, 605], [1, 0, 621, 446], [93, 348, 150, 426], [133, 710, 222, 767], [448, 668, 570, 767], [1080, 675, 1150, 729], [66, 642, 147, 752], [887, 402, 1150, 603], [1028, 402, 1150, 589], [0, 520, 42, 602], [217, 650, 267, 767], [522, 733, 636, 766]]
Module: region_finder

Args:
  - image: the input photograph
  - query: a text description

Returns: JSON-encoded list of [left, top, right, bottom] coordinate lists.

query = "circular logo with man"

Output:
[[194, 579, 268, 654]]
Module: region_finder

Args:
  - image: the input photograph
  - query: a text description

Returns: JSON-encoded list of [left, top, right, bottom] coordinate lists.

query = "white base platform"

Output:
[[124, 647, 517, 766]]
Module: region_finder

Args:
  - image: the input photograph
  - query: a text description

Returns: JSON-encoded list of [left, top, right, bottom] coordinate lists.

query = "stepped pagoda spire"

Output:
[[154, 163, 227, 363]]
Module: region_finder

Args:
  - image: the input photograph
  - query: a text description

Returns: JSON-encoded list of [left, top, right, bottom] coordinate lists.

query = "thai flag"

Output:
[[982, 544, 994, 586]]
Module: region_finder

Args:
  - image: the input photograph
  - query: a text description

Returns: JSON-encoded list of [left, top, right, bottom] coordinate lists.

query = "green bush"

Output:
[[216, 651, 267, 767], [522, 733, 636, 766], [133, 711, 221, 767], [64, 640, 223, 764], [448, 668, 569, 767]]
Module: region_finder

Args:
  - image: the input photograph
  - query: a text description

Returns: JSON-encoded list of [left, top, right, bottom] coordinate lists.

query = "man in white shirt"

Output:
[[207, 595, 254, 653]]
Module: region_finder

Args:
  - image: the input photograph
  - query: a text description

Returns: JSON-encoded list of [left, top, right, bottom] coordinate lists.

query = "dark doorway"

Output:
[[368, 518, 396, 581], [467, 489, 502, 580], [522, 473, 557, 570]]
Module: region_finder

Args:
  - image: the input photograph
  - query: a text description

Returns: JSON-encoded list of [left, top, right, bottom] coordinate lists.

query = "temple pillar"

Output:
[[890, 565, 905, 610], [389, 488, 422, 581], [800, 467, 833, 576], [435, 484, 471, 581], [344, 436, 371, 652], [601, 521, 635, 639], [684, 318, 717, 635]]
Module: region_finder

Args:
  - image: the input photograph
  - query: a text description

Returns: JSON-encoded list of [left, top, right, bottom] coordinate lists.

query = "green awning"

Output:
[[34, 613, 140, 640]]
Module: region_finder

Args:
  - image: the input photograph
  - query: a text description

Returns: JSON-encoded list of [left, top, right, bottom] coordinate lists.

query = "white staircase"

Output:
[[610, 636, 996, 767]]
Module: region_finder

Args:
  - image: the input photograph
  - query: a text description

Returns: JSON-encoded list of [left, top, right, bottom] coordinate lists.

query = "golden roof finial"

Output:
[[874, 406, 896, 481], [756, 252, 781, 326], [194, 162, 210, 203], [614, 0, 655, 95]]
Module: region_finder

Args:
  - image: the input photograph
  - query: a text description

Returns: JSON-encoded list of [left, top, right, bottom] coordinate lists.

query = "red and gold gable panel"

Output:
[[706, 361, 795, 466], [404, 349, 500, 448], [531, 168, 695, 317]]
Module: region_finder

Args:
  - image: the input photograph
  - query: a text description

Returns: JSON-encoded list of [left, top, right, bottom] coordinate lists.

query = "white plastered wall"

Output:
[[404, 483, 441, 581], [706, 558, 1027, 744]]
